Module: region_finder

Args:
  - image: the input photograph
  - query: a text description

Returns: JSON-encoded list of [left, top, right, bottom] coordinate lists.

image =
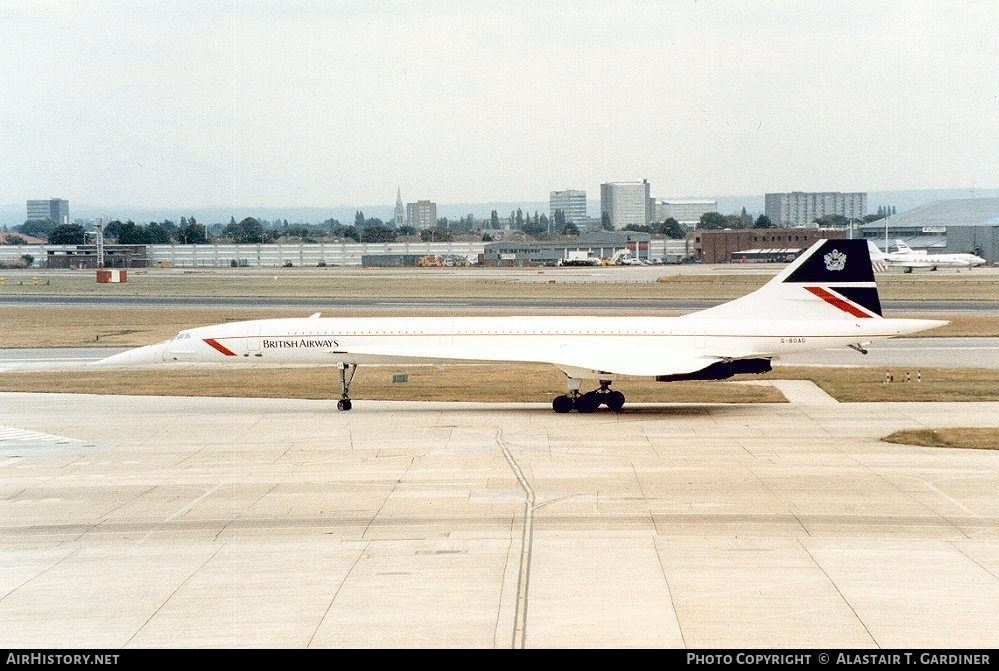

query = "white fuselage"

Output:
[[885, 250, 986, 269], [100, 313, 944, 380]]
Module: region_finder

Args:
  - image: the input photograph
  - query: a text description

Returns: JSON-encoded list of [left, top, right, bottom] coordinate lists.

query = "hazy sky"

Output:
[[2, 0, 996, 208]]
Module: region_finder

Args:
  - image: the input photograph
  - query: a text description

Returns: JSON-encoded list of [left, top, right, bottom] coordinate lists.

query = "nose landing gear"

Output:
[[336, 363, 356, 411]]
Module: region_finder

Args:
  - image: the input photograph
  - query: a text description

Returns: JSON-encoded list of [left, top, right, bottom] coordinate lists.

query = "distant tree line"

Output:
[[622, 218, 690, 238], [10, 203, 886, 246], [10, 209, 585, 245]]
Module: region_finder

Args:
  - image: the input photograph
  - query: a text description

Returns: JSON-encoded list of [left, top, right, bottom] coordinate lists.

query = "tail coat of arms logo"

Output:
[[823, 249, 847, 271]]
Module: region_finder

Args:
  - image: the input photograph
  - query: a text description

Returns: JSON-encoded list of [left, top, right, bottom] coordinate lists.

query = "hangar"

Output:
[[481, 231, 653, 266], [859, 198, 999, 263]]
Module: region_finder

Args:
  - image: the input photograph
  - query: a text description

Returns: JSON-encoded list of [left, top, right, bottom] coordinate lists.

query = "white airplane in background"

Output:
[[94, 239, 948, 413], [867, 239, 987, 273]]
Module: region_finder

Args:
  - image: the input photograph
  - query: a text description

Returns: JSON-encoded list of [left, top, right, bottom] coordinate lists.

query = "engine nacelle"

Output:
[[655, 358, 772, 382]]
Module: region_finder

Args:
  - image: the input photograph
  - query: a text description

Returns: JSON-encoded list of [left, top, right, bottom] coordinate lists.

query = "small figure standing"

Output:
[[917, 370, 922, 382], [906, 371, 911, 382], [884, 370, 891, 384]]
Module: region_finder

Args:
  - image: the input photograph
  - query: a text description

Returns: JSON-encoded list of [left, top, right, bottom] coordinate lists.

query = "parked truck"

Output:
[[558, 250, 600, 266]]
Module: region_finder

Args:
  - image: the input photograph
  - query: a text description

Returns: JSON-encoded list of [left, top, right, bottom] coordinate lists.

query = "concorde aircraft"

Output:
[[867, 239, 987, 273], [94, 239, 948, 413]]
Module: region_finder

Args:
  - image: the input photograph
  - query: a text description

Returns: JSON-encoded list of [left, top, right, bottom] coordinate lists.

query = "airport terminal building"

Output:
[[692, 228, 845, 264], [859, 198, 999, 262]]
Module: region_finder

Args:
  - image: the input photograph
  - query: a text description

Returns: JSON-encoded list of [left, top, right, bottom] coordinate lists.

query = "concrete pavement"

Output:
[[2, 388, 998, 649]]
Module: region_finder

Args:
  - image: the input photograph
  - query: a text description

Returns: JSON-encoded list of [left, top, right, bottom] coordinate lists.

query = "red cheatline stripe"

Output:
[[203, 338, 238, 356], [805, 286, 872, 318]]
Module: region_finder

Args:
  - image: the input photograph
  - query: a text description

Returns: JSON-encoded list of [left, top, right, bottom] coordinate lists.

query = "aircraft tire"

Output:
[[574, 393, 600, 413], [606, 391, 625, 412], [337, 399, 352, 411], [552, 396, 574, 413]]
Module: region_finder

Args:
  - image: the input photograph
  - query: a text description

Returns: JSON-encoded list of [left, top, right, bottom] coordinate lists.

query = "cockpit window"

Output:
[[172, 332, 192, 341]]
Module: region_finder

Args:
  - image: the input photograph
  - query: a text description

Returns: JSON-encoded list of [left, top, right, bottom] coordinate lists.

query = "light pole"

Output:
[[848, 217, 860, 240], [93, 218, 105, 268]]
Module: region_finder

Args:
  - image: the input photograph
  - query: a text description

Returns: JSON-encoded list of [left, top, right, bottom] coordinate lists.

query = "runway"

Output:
[[2, 391, 998, 648]]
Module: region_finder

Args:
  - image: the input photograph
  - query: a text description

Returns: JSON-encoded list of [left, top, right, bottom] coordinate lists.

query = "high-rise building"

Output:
[[656, 199, 717, 225], [26, 198, 69, 225], [406, 200, 437, 230], [600, 180, 652, 229], [393, 187, 404, 229], [764, 192, 867, 227], [549, 189, 587, 223]]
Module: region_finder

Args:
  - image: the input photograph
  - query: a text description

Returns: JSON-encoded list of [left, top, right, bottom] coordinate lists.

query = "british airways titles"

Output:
[[262, 338, 340, 349]]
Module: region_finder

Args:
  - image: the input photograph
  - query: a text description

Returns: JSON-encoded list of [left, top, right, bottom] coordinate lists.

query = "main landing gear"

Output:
[[336, 363, 357, 411], [552, 379, 625, 414]]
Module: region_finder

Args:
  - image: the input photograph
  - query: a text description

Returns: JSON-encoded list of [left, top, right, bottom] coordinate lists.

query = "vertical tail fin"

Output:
[[867, 240, 889, 272], [867, 240, 888, 260], [692, 239, 883, 320], [779, 238, 882, 316]]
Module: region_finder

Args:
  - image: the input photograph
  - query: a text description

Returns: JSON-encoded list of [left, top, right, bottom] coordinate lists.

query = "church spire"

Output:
[[394, 186, 405, 228]]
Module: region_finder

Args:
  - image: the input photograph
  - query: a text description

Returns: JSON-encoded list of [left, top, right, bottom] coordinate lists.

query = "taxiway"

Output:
[[2, 389, 998, 648]]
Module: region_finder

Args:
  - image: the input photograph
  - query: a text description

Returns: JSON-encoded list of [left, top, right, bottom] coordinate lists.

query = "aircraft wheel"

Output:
[[606, 390, 625, 412], [574, 393, 600, 413], [552, 395, 574, 413], [337, 399, 352, 411]]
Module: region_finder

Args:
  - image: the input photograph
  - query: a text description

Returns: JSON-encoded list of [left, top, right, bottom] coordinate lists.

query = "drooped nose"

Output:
[[91, 341, 168, 367]]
